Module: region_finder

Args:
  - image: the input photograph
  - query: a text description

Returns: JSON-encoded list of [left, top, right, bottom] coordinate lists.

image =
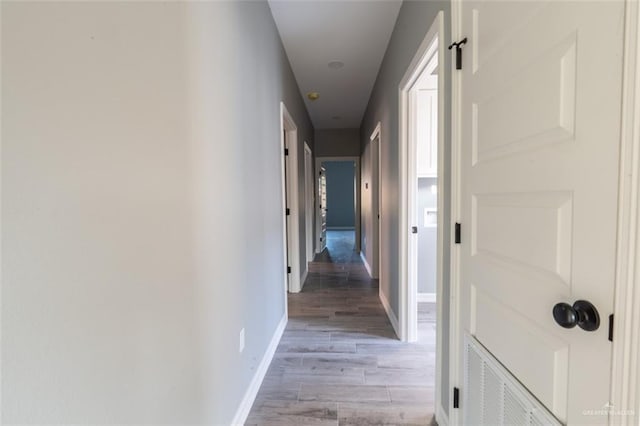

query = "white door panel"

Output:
[[460, 1, 624, 423]]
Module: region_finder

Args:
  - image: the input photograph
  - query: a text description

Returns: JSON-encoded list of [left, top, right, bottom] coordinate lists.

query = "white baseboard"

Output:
[[436, 404, 449, 426], [418, 293, 436, 303], [360, 251, 373, 278], [379, 289, 401, 340], [231, 314, 287, 425]]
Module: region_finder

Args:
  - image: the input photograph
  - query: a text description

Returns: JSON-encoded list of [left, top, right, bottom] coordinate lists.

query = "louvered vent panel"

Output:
[[530, 413, 547, 426], [466, 348, 484, 422], [504, 388, 528, 425], [483, 367, 502, 424], [463, 334, 561, 426]]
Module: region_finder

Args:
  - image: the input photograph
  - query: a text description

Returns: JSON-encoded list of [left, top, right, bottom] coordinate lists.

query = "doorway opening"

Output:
[[315, 158, 359, 260], [315, 156, 361, 260], [399, 11, 446, 422]]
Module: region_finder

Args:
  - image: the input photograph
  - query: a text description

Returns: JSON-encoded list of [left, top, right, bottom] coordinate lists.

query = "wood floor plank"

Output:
[[299, 384, 390, 403], [302, 354, 378, 369], [387, 386, 436, 404], [364, 367, 434, 386], [277, 342, 357, 354], [337, 402, 434, 426], [376, 353, 434, 370], [247, 400, 338, 426]]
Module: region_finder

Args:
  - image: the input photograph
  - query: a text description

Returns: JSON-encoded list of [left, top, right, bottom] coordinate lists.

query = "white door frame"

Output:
[[304, 142, 314, 267], [315, 156, 361, 253], [369, 124, 382, 280], [449, 1, 463, 422], [611, 0, 640, 423], [280, 102, 302, 294], [398, 10, 445, 421], [448, 1, 640, 424]]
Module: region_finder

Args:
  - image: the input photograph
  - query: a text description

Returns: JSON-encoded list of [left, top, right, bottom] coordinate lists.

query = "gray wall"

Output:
[[359, 0, 452, 416], [418, 178, 437, 294], [2, 2, 313, 424], [315, 128, 360, 157], [324, 161, 356, 228]]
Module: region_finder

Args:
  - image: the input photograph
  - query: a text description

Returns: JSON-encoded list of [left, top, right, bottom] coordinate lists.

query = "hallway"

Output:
[[247, 231, 436, 425]]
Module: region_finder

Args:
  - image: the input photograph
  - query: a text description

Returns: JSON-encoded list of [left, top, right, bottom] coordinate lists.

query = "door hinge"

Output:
[[320, 237, 323, 242], [455, 223, 461, 244], [609, 314, 614, 342], [286, 208, 290, 216], [411, 226, 418, 234], [448, 38, 468, 70], [453, 387, 460, 408], [284, 148, 289, 156], [287, 266, 291, 274]]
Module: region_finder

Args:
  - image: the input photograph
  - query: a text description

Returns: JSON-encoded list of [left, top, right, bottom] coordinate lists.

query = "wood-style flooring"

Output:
[[247, 231, 437, 425]]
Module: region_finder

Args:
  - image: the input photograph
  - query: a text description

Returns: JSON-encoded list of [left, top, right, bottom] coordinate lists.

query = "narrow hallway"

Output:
[[247, 231, 436, 425]]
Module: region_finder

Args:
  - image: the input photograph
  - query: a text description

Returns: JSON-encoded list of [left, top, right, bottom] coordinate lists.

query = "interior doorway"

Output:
[[400, 13, 443, 342], [315, 156, 361, 255], [398, 11, 446, 421]]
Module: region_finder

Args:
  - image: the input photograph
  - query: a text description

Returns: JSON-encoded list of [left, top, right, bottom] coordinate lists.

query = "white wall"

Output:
[[1, 2, 313, 424]]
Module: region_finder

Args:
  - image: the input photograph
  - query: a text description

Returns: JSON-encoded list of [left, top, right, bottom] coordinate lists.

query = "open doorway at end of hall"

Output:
[[315, 158, 360, 262]]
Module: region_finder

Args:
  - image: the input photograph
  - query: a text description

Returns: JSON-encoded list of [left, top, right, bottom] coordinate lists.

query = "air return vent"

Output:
[[463, 334, 561, 425]]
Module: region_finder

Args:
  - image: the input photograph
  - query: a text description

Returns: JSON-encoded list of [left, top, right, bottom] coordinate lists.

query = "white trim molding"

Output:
[[360, 251, 373, 278], [398, 11, 445, 343], [280, 102, 302, 294], [369, 123, 382, 281], [611, 0, 640, 424], [449, 0, 463, 423], [379, 289, 401, 340], [303, 141, 314, 266], [231, 314, 287, 426], [436, 404, 450, 426]]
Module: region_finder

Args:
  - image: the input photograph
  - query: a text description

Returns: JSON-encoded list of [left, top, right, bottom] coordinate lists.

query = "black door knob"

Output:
[[552, 300, 600, 331]]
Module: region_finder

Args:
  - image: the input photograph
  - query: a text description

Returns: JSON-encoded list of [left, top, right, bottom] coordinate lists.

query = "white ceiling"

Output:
[[269, 1, 402, 129]]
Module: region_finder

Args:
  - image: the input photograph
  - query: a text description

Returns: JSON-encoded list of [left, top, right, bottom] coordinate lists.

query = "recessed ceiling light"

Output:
[[307, 92, 320, 101], [328, 60, 344, 69], [332, 116, 341, 120]]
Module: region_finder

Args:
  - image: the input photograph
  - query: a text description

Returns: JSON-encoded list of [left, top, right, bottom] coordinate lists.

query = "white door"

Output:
[[459, 1, 624, 423], [318, 166, 327, 252]]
